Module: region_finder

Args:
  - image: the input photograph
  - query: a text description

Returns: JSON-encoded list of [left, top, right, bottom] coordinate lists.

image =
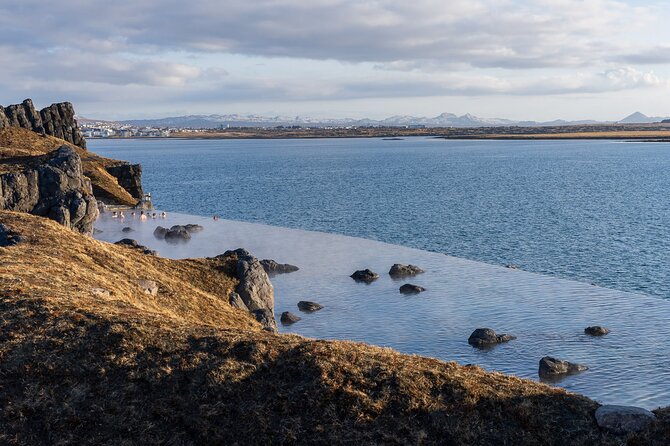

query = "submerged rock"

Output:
[[153, 226, 167, 239], [297, 301, 324, 312], [122, 226, 133, 233], [260, 259, 299, 276], [468, 328, 516, 347], [389, 264, 424, 278], [280, 311, 302, 325], [184, 224, 204, 233], [538, 356, 588, 377], [399, 284, 426, 294], [595, 405, 656, 434], [164, 226, 191, 243], [350, 269, 379, 283], [585, 326, 610, 336]]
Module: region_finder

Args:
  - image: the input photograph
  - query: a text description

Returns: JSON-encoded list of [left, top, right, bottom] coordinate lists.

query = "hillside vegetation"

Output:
[[1, 210, 669, 444]]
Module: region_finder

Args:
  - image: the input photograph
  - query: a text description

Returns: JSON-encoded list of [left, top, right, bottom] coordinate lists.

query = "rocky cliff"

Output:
[[0, 146, 98, 233], [0, 99, 87, 149], [106, 163, 144, 200]]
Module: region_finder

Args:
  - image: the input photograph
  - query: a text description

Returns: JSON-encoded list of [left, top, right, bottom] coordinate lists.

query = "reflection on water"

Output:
[[95, 212, 670, 409]]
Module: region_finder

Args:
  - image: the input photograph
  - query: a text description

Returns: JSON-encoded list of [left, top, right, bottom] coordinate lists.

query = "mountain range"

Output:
[[80, 112, 670, 129]]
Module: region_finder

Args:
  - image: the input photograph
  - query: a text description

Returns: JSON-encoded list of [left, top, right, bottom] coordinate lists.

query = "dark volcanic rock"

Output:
[[585, 326, 610, 336], [253, 309, 277, 332], [37, 101, 86, 148], [164, 226, 191, 243], [122, 226, 133, 233], [350, 269, 380, 283], [595, 405, 656, 434], [260, 259, 299, 276], [468, 328, 516, 347], [228, 292, 248, 311], [0, 146, 98, 233], [399, 284, 426, 294], [538, 356, 588, 377], [106, 164, 143, 200], [297, 301, 323, 312], [219, 249, 277, 332], [153, 226, 168, 239], [0, 223, 23, 247], [389, 264, 424, 278], [184, 224, 204, 233], [114, 238, 157, 256], [280, 311, 301, 325]]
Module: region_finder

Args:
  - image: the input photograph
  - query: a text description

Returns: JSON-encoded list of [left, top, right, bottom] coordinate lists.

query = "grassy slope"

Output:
[[0, 127, 137, 206], [1, 211, 668, 444]]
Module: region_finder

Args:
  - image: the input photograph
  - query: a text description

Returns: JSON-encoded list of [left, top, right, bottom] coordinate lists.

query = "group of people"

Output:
[[110, 210, 167, 220]]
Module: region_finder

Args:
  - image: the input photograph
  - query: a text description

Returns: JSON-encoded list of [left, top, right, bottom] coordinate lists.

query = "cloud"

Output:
[[0, 0, 658, 69]]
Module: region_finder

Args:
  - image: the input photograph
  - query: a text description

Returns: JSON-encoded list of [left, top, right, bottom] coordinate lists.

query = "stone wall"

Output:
[[0, 99, 87, 149]]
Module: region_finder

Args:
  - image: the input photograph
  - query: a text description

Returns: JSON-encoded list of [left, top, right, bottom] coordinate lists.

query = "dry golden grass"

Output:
[[0, 127, 137, 205], [0, 211, 668, 445]]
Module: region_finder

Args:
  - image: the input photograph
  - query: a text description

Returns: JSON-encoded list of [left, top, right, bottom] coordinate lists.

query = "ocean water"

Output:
[[89, 137, 670, 299], [94, 212, 670, 409]]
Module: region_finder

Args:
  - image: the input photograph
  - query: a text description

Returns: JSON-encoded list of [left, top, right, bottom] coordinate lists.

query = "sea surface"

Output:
[[89, 137, 670, 299]]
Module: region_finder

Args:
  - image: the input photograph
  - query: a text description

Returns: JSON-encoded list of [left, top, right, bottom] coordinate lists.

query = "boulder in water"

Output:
[[468, 328, 516, 346], [399, 284, 426, 294], [297, 301, 323, 312], [350, 269, 379, 283], [280, 311, 302, 325], [585, 326, 610, 336], [260, 259, 299, 276], [389, 264, 424, 278], [538, 356, 588, 377]]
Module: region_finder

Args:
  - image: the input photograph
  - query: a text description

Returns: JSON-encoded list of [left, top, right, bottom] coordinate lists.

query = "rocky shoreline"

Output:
[[1, 108, 668, 444]]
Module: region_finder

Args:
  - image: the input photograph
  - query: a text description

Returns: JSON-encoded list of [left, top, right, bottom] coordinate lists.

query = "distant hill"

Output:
[[118, 113, 604, 129], [618, 112, 670, 124]]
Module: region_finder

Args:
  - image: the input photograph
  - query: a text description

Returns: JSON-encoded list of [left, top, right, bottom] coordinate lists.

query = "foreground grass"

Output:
[[1, 211, 668, 445]]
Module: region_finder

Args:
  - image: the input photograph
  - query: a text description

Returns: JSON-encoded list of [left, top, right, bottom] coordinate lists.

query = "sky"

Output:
[[1, 0, 670, 121]]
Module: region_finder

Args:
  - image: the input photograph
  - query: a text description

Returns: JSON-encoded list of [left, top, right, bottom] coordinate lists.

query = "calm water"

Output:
[[94, 212, 670, 409], [89, 137, 670, 299]]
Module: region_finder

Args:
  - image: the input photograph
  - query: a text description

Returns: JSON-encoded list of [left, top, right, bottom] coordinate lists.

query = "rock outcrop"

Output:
[[595, 405, 656, 434], [0, 223, 23, 246], [0, 99, 86, 149], [219, 248, 276, 332], [0, 146, 98, 233], [106, 164, 143, 200]]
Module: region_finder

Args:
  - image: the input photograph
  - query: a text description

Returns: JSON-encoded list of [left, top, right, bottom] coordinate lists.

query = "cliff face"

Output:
[[0, 99, 87, 149], [1, 127, 138, 206], [0, 146, 98, 233], [106, 163, 144, 200]]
